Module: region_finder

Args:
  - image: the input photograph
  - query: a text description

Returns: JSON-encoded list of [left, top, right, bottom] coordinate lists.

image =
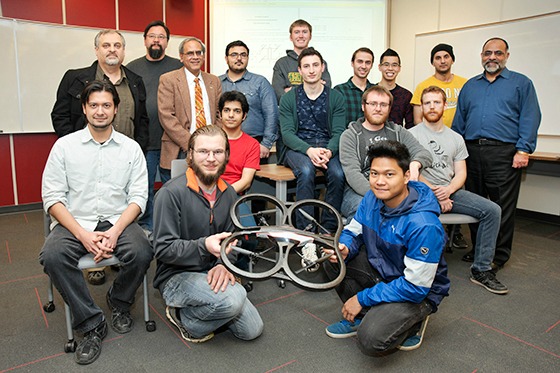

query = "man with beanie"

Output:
[[410, 43, 469, 251], [410, 43, 467, 128]]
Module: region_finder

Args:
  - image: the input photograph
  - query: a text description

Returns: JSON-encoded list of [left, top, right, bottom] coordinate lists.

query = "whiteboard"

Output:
[[210, 0, 387, 87], [414, 12, 560, 138], [0, 18, 185, 134]]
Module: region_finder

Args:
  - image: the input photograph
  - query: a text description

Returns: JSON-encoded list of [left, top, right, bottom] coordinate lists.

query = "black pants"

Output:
[[465, 142, 522, 266]]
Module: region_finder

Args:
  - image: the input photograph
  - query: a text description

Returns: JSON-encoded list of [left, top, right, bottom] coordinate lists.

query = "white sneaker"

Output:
[[301, 242, 320, 272]]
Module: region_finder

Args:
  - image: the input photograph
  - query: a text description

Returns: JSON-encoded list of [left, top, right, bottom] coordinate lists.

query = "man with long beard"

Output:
[[127, 21, 183, 233], [152, 125, 263, 343]]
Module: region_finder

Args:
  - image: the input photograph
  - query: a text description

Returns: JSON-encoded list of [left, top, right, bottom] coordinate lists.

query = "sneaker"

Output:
[[452, 233, 468, 249], [165, 306, 214, 343], [75, 319, 108, 365], [461, 250, 475, 263], [397, 316, 430, 351], [301, 243, 320, 272], [325, 319, 361, 339], [87, 269, 106, 285], [470, 269, 509, 294], [106, 290, 134, 334]]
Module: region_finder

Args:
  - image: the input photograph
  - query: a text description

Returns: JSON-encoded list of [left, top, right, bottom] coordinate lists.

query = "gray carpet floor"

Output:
[[0, 209, 559, 372]]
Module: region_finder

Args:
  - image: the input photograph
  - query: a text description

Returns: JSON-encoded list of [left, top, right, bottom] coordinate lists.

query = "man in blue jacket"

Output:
[[324, 140, 449, 355]]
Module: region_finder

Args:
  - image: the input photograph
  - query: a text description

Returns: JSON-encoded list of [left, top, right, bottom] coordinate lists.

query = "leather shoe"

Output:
[[75, 319, 107, 365], [106, 289, 133, 334], [461, 250, 475, 263]]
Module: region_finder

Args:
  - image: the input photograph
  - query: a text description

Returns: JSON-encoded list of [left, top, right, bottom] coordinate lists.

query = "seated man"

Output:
[[324, 140, 449, 355], [278, 47, 346, 231], [409, 86, 507, 294], [219, 90, 261, 194], [152, 125, 263, 343], [339, 85, 432, 221], [40, 80, 153, 365]]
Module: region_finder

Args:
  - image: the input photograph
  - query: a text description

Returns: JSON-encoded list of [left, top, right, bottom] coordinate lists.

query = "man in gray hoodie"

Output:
[[339, 85, 432, 220], [272, 19, 331, 103]]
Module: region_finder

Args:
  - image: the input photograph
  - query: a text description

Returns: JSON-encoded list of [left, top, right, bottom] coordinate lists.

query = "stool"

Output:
[[438, 213, 479, 253], [44, 254, 156, 352]]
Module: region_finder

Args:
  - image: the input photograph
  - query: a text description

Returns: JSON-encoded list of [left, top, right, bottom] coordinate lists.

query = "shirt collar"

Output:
[[79, 126, 121, 145], [476, 67, 511, 82], [184, 68, 201, 84], [221, 69, 251, 83]]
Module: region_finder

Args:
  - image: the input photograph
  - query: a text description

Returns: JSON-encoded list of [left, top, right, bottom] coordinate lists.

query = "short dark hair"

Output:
[[482, 37, 509, 51], [289, 19, 312, 34], [421, 86, 447, 104], [351, 47, 374, 62], [297, 47, 323, 67], [143, 20, 170, 39], [80, 80, 120, 108], [225, 40, 249, 56], [380, 48, 401, 65], [367, 140, 410, 173], [218, 91, 249, 115], [362, 85, 394, 107], [187, 125, 230, 167]]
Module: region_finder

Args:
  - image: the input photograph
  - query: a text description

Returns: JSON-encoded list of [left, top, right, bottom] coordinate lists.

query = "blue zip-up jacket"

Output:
[[340, 181, 450, 311]]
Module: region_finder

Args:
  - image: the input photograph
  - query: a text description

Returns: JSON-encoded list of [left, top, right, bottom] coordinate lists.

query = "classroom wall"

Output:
[[389, 0, 560, 216], [0, 0, 208, 208]]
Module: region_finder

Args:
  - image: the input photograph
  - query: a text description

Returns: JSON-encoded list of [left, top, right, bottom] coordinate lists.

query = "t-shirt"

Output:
[[408, 122, 468, 186], [222, 132, 261, 186], [410, 75, 467, 127], [389, 84, 413, 128]]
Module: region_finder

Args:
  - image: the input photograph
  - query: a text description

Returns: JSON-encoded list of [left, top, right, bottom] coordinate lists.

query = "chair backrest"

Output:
[[171, 159, 188, 179]]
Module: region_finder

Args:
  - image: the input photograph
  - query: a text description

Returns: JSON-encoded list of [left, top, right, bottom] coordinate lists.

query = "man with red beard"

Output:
[[152, 125, 263, 343], [409, 86, 507, 294], [339, 85, 432, 221], [128, 21, 183, 233]]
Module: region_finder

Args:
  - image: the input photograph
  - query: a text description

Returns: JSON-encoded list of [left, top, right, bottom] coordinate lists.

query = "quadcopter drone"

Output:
[[219, 193, 346, 291]]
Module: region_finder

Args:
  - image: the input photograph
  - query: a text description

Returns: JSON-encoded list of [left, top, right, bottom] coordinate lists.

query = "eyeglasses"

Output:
[[228, 52, 248, 59], [482, 50, 505, 57], [364, 101, 390, 109], [147, 34, 167, 40], [193, 149, 226, 157], [183, 50, 204, 57], [380, 62, 400, 68]]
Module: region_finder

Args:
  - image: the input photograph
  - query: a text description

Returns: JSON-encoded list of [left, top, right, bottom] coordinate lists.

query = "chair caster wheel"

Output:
[[64, 340, 77, 353], [277, 279, 286, 289], [243, 282, 253, 292], [146, 320, 156, 332], [43, 302, 55, 313]]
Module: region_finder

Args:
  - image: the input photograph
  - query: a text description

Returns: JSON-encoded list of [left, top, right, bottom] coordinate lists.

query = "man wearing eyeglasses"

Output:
[[452, 38, 541, 271], [51, 29, 149, 286], [158, 37, 222, 183], [334, 47, 375, 127], [220, 40, 278, 159], [127, 21, 183, 234], [377, 48, 413, 129], [339, 86, 432, 220], [153, 125, 263, 344]]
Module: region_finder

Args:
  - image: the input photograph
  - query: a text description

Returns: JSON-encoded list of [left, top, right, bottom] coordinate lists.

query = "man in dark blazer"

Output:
[[51, 29, 149, 152], [158, 37, 222, 182]]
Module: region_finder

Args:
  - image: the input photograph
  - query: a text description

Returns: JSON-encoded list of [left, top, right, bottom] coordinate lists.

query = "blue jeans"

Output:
[[138, 150, 160, 231], [327, 249, 433, 356], [162, 271, 263, 340], [284, 150, 345, 231], [449, 189, 501, 272], [39, 221, 153, 333], [341, 186, 364, 222]]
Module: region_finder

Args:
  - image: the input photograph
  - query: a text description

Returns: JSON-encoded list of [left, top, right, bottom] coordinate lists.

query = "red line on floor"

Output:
[[471, 369, 478, 373], [149, 303, 191, 349], [254, 290, 305, 307], [463, 316, 560, 359], [0, 352, 66, 373], [5, 240, 12, 264], [545, 320, 560, 333], [265, 359, 297, 373], [303, 308, 329, 325], [0, 274, 47, 286], [34, 287, 49, 329], [23, 213, 29, 224]]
